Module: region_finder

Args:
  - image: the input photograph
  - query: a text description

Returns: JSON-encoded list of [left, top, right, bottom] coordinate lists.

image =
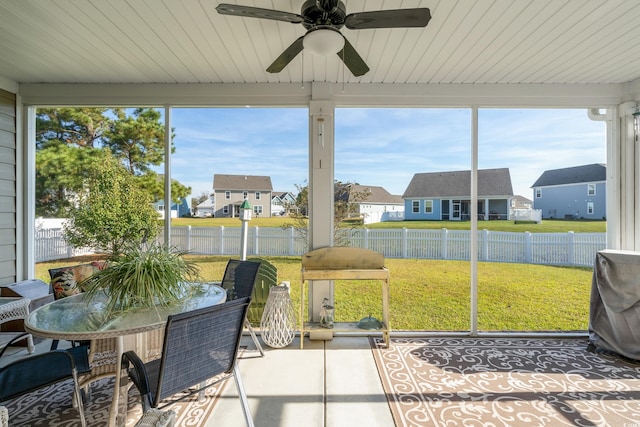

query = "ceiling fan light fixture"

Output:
[[303, 28, 344, 56]]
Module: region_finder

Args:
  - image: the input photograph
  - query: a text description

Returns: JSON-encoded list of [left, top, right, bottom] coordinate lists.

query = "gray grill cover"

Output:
[[589, 250, 640, 360]]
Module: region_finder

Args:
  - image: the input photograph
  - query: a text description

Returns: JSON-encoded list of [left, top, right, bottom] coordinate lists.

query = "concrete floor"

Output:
[[1, 334, 395, 427], [209, 335, 394, 427]]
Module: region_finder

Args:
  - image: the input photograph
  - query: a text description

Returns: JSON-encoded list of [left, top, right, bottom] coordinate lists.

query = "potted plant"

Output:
[[83, 243, 201, 314]]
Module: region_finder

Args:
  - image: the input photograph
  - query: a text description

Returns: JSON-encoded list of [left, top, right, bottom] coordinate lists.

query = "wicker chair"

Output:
[[122, 297, 255, 427], [221, 259, 263, 356], [0, 345, 90, 427]]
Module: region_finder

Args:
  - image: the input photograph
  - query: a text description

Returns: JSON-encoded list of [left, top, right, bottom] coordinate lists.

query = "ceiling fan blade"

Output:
[[344, 8, 431, 30], [216, 4, 304, 24], [338, 37, 369, 77], [266, 36, 305, 73]]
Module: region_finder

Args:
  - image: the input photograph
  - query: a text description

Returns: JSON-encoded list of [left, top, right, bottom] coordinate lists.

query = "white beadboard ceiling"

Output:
[[0, 0, 639, 86]]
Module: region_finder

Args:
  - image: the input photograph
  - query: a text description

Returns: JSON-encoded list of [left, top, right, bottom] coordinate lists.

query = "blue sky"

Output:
[[168, 108, 606, 201]]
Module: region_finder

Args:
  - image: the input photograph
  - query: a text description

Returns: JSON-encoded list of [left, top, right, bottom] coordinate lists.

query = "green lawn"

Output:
[[36, 255, 592, 332], [170, 217, 606, 233]]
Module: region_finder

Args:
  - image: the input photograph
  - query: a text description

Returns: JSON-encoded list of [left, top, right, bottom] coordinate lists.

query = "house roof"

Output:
[[531, 163, 606, 187], [272, 191, 294, 200], [403, 168, 513, 198], [213, 174, 273, 191], [350, 185, 403, 205]]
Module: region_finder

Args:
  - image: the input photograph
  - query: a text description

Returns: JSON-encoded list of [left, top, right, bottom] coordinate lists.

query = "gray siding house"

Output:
[[403, 168, 514, 221], [213, 174, 273, 218], [532, 163, 606, 220]]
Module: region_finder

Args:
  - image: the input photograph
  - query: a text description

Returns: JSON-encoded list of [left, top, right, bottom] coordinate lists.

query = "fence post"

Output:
[[441, 228, 448, 260], [220, 226, 225, 255], [289, 226, 295, 255], [568, 231, 574, 265], [482, 229, 489, 261], [402, 228, 408, 258], [363, 228, 369, 249], [186, 225, 191, 252], [254, 226, 259, 256], [525, 231, 532, 263]]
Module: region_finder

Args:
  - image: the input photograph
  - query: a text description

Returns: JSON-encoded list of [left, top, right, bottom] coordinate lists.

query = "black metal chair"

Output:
[[221, 259, 264, 356], [122, 297, 255, 427], [0, 342, 90, 427]]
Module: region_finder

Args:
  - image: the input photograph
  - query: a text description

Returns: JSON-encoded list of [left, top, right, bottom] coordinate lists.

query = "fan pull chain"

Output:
[[301, 51, 304, 89], [342, 51, 345, 93]]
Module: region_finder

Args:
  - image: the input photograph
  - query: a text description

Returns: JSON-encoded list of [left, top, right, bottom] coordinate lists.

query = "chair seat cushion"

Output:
[[49, 261, 106, 299], [302, 247, 384, 270]]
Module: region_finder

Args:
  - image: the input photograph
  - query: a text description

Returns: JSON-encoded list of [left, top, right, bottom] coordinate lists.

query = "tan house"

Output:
[[212, 174, 273, 218]]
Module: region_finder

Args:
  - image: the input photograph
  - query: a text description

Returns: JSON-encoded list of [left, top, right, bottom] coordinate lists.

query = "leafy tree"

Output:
[[63, 154, 160, 256], [36, 107, 190, 216]]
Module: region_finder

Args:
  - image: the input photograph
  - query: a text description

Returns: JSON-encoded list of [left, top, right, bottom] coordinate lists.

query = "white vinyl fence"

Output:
[[36, 226, 606, 267]]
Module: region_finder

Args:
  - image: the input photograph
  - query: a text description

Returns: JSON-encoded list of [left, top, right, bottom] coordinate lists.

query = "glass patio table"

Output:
[[24, 283, 226, 427]]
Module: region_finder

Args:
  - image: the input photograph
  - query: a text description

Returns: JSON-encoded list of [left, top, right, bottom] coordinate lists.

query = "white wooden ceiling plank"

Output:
[[503, 0, 627, 84], [0, 10, 67, 82], [82, 0, 188, 82], [426, 1, 497, 84], [166, 0, 228, 83], [478, 0, 574, 83], [474, 0, 567, 83], [406, 0, 468, 82], [181, 0, 238, 83], [500, 0, 623, 83], [214, 12, 268, 83], [0, 1, 112, 83], [59, 0, 163, 82], [134, 0, 203, 82], [532, 2, 640, 84], [449, 0, 532, 83], [500, 1, 588, 83]]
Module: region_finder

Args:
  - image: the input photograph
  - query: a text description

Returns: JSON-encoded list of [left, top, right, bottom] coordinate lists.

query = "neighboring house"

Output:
[[195, 196, 215, 217], [348, 184, 404, 224], [153, 198, 190, 219], [213, 174, 273, 218], [271, 191, 297, 216], [531, 163, 606, 220], [510, 195, 533, 210], [403, 168, 514, 221]]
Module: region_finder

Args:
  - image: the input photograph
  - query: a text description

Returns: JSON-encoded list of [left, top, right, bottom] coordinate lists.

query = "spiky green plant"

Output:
[[84, 244, 200, 314]]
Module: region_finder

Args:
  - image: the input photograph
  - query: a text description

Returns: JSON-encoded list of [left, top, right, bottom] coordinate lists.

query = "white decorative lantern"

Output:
[[260, 284, 297, 348]]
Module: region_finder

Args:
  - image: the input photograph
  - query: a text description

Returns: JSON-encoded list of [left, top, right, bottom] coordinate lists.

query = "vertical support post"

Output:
[[470, 106, 479, 336], [308, 85, 335, 338], [163, 105, 172, 247]]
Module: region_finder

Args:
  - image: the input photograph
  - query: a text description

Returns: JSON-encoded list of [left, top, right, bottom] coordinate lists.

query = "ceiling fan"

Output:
[[216, 1, 431, 77]]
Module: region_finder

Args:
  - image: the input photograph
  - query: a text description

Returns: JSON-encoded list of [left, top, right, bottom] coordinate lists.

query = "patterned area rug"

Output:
[[370, 337, 640, 427], [3, 374, 228, 426]]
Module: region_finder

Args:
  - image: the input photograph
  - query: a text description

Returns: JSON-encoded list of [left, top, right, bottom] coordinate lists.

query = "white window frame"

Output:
[[223, 205, 229, 214], [587, 184, 596, 196], [255, 191, 261, 200], [225, 191, 231, 199], [412, 200, 420, 213], [587, 201, 594, 215], [535, 188, 542, 198], [253, 205, 263, 215], [424, 200, 433, 214], [243, 191, 248, 199], [158, 205, 164, 211]]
